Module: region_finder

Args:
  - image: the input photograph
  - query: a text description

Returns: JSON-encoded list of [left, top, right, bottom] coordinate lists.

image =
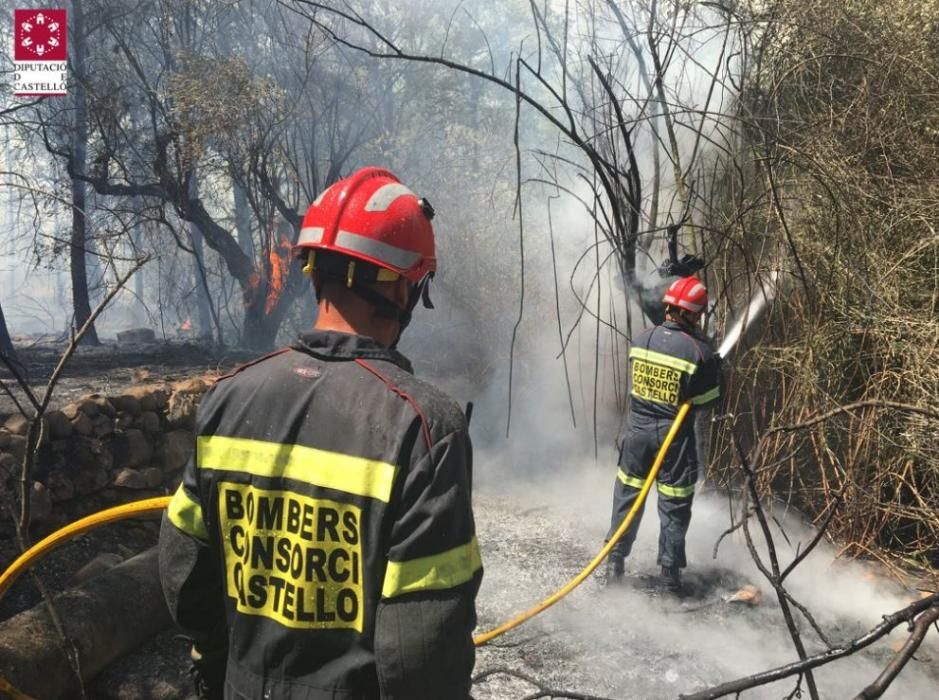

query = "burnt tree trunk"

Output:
[[188, 174, 214, 340], [68, 0, 99, 345], [0, 302, 19, 367]]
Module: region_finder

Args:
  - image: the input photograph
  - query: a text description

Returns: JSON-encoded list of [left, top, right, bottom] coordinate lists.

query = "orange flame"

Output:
[[179, 318, 193, 332], [265, 234, 291, 314]]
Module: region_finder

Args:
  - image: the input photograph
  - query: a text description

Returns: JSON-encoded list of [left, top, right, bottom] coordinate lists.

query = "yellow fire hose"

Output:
[[472, 401, 690, 644], [0, 496, 171, 601], [0, 404, 689, 695]]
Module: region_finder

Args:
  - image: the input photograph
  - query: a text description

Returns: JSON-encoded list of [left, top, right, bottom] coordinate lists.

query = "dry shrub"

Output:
[[706, 0, 939, 573]]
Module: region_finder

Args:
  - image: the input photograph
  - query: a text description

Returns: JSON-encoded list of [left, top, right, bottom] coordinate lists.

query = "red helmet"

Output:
[[295, 167, 435, 284], [663, 276, 707, 314]]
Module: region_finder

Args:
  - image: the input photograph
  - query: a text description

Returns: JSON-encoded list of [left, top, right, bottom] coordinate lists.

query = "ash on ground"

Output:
[[470, 469, 938, 699], [81, 471, 938, 700]]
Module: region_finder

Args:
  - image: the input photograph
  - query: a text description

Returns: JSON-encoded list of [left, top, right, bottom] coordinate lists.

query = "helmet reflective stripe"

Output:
[[364, 183, 415, 212], [336, 229, 421, 270], [298, 226, 325, 245], [312, 185, 333, 207], [295, 167, 435, 283], [672, 298, 704, 312], [663, 276, 707, 313]]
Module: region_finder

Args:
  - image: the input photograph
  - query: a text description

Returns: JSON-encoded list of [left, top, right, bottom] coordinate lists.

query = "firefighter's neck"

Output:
[[666, 309, 699, 331], [314, 280, 407, 348]]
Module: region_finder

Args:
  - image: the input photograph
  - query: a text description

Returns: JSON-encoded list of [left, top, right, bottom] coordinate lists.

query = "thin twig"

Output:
[[680, 596, 939, 700], [765, 401, 939, 434]]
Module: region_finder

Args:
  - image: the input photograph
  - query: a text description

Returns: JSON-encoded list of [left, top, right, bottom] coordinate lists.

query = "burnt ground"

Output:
[[1, 344, 937, 699], [3, 475, 936, 700]]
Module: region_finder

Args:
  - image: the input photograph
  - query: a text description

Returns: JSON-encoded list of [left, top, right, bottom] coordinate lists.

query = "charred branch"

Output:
[[680, 595, 939, 700]]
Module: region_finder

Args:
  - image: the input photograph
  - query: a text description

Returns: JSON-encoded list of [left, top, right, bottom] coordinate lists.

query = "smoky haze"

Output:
[[388, 3, 937, 698], [1, 1, 935, 696]]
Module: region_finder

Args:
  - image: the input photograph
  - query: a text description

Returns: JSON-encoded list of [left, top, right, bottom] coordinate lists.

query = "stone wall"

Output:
[[0, 377, 215, 531]]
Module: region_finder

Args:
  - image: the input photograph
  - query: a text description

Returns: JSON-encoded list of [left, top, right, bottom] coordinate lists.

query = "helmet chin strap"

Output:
[[346, 274, 434, 349]]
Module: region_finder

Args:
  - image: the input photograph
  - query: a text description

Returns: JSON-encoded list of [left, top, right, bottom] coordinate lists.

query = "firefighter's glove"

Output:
[[659, 254, 705, 278], [188, 644, 227, 700]]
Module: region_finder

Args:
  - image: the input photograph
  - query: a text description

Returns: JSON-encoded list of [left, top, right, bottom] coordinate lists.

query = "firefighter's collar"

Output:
[[293, 330, 414, 373]]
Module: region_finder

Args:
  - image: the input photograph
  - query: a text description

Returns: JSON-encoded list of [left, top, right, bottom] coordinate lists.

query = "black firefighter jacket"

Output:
[[158, 330, 483, 700]]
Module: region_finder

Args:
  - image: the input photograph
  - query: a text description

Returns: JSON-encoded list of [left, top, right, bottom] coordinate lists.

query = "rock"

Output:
[[136, 411, 162, 433], [119, 429, 153, 467], [3, 414, 29, 436], [74, 552, 125, 584], [165, 379, 210, 428], [113, 467, 148, 489], [92, 414, 115, 438], [73, 398, 98, 418], [115, 413, 135, 430], [46, 470, 75, 501], [30, 481, 53, 524], [172, 378, 210, 395], [110, 394, 141, 416], [158, 430, 194, 472], [116, 328, 156, 344], [5, 434, 27, 460], [71, 411, 94, 436], [0, 452, 17, 474], [73, 466, 109, 495], [72, 437, 113, 472], [114, 385, 170, 414], [45, 410, 72, 439], [142, 466, 164, 488], [83, 394, 116, 417]]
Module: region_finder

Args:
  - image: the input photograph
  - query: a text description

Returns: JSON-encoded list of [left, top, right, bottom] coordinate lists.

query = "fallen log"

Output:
[[0, 546, 171, 699]]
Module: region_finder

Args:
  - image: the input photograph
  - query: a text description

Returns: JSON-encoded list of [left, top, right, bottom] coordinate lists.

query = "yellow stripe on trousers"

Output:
[[619, 469, 695, 498], [198, 436, 398, 503]]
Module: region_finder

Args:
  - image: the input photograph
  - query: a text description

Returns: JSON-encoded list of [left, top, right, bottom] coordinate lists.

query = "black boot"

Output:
[[660, 565, 682, 594], [605, 555, 625, 586]]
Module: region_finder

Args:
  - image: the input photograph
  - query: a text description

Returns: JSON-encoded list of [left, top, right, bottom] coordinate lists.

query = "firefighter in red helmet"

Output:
[[159, 167, 482, 699], [605, 276, 721, 594]]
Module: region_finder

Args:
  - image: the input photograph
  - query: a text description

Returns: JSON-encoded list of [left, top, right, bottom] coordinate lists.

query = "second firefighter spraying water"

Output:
[[606, 276, 722, 593]]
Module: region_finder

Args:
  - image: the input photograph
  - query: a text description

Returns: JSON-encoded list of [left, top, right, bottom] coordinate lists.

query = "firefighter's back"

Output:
[[175, 330, 479, 698]]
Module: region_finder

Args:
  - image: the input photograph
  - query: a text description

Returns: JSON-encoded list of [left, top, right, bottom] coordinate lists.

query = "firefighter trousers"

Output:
[[607, 420, 697, 569]]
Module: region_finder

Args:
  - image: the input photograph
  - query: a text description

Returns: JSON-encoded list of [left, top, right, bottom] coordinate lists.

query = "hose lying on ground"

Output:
[[0, 496, 170, 600], [0, 401, 689, 696], [472, 401, 691, 645]]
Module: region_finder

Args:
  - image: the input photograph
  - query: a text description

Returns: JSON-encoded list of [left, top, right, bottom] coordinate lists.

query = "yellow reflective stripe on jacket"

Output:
[[382, 536, 482, 599], [656, 482, 695, 499], [198, 436, 397, 503], [629, 347, 698, 374], [691, 386, 720, 405], [617, 469, 646, 490], [167, 485, 208, 541]]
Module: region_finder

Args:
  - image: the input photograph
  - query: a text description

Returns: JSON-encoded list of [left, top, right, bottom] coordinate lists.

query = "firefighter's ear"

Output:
[[392, 276, 412, 307]]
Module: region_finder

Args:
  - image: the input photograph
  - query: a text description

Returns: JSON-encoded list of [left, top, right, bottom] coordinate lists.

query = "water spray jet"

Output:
[[718, 271, 780, 359]]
